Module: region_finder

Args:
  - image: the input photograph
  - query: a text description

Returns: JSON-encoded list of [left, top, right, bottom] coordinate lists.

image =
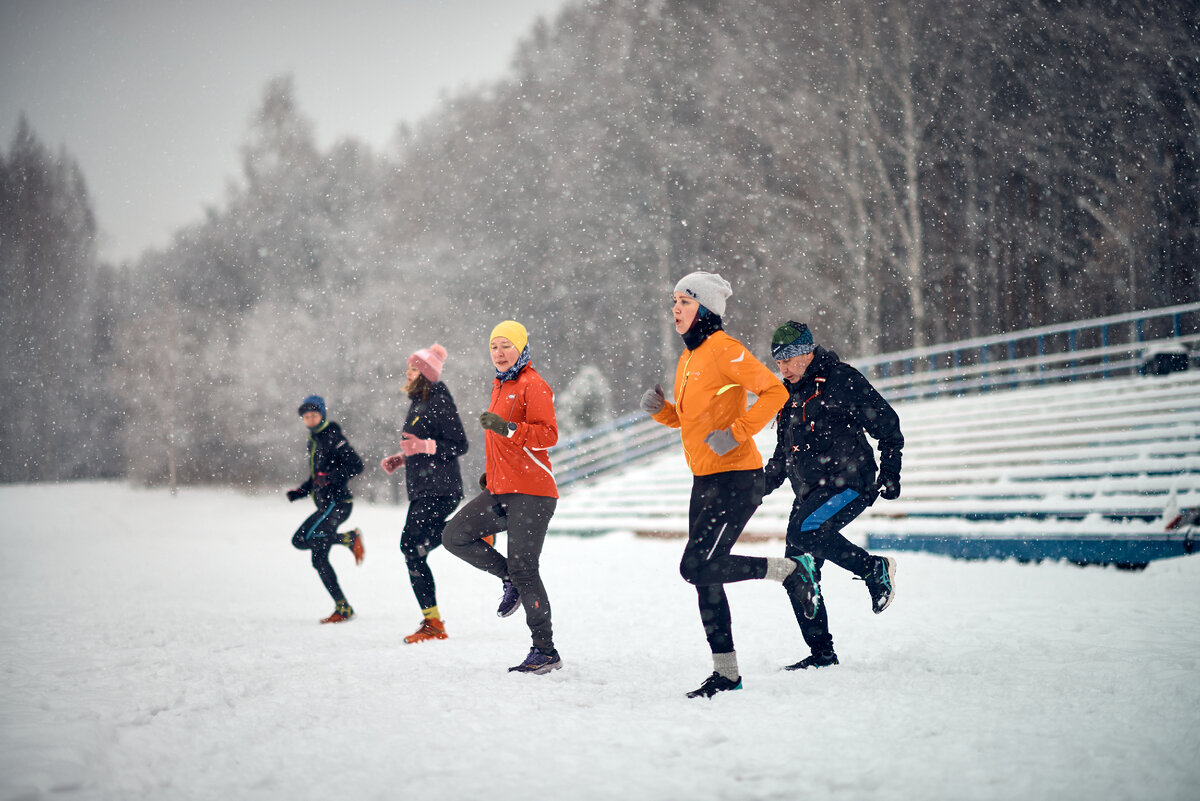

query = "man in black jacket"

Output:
[[287, 394, 366, 624], [764, 322, 903, 670]]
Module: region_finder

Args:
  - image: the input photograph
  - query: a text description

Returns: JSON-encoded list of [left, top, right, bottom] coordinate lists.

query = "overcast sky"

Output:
[[0, 0, 571, 263]]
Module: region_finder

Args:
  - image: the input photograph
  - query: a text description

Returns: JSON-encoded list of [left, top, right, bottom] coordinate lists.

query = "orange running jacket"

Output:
[[652, 329, 787, 476]]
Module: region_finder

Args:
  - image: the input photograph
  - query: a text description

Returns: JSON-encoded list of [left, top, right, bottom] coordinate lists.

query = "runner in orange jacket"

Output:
[[640, 271, 820, 698]]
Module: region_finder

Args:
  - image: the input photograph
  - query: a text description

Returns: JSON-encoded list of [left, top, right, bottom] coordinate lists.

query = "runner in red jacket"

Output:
[[443, 320, 562, 675], [480, 346, 558, 499]]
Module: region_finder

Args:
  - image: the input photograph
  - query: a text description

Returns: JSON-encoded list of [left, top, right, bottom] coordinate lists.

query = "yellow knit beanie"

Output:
[[489, 320, 528, 352]]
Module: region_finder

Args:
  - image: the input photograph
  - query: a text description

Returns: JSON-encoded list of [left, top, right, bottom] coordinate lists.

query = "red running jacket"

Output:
[[483, 365, 559, 498]]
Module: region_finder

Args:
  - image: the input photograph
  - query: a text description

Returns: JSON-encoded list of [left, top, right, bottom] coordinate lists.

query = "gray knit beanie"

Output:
[[673, 271, 733, 317]]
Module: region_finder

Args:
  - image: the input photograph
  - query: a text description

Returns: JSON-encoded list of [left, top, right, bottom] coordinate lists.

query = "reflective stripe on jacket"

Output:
[[483, 365, 559, 498]]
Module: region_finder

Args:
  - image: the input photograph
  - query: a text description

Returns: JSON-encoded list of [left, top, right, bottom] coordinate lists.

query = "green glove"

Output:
[[480, 412, 510, 436]]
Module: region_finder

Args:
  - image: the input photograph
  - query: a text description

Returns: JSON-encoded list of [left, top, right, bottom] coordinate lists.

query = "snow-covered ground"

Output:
[[2, 482, 1198, 801]]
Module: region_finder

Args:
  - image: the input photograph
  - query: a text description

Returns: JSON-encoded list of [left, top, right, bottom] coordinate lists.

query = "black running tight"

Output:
[[400, 495, 460, 610], [291, 501, 353, 601], [680, 470, 771, 655]]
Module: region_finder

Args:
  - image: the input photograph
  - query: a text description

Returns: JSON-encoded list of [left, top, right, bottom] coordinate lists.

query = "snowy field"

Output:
[[2, 482, 1198, 801]]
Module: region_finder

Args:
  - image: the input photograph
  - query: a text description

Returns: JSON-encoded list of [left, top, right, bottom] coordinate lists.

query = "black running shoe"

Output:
[[863, 555, 897, 614], [785, 649, 839, 671], [496, 579, 521, 618], [507, 646, 562, 674], [783, 554, 821, 619], [686, 671, 743, 698]]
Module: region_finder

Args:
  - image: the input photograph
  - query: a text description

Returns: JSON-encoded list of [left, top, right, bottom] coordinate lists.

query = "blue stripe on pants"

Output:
[[304, 503, 337, 541], [799, 489, 860, 532]]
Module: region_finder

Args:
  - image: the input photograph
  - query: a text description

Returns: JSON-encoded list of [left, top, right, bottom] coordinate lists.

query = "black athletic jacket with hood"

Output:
[[764, 346, 903, 498], [297, 420, 364, 507]]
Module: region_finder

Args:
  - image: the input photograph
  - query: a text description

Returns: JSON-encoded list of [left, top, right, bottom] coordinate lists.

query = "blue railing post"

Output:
[[1102, 324, 1110, 378], [1068, 328, 1077, 380], [1037, 335, 1046, 384], [980, 345, 990, 393], [1008, 340, 1017, 390], [1135, 318, 1145, 377]]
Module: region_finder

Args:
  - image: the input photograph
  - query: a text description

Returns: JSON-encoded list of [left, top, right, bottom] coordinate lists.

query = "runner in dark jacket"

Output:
[[380, 343, 469, 644], [763, 322, 903, 670], [287, 395, 365, 624]]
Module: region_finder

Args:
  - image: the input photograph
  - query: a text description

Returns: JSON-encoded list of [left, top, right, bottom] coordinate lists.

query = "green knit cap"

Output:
[[771, 321, 815, 359]]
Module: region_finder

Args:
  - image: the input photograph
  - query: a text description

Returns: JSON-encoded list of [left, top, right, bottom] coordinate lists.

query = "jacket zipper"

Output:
[[801, 377, 826, 429]]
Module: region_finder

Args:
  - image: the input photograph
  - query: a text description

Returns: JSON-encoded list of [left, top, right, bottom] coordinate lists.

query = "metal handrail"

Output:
[[855, 302, 1199, 368], [856, 303, 1198, 398]]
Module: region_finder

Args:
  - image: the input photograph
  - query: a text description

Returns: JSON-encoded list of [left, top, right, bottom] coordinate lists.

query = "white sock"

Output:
[[764, 556, 796, 582], [713, 651, 739, 681]]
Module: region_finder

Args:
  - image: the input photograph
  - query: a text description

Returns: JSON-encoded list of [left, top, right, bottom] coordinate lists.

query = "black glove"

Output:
[[286, 488, 305, 502], [480, 412, 509, 436], [479, 472, 488, 491], [639, 384, 665, 414], [876, 470, 901, 500]]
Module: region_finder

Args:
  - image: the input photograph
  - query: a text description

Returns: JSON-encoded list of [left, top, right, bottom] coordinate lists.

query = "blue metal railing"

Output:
[[856, 302, 1199, 401], [550, 303, 1200, 489], [551, 410, 677, 487]]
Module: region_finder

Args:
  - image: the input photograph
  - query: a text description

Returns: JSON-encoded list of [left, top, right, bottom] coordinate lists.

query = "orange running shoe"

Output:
[[350, 528, 365, 565], [403, 617, 448, 644], [321, 601, 355, 624]]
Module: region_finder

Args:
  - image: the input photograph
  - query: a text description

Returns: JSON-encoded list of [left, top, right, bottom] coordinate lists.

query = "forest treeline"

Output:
[[2, 0, 1197, 496]]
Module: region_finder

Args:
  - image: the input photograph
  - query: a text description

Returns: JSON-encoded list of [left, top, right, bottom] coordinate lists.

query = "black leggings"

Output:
[[443, 490, 557, 652], [400, 495, 460, 610], [784, 485, 876, 652], [291, 501, 352, 602], [680, 470, 771, 655]]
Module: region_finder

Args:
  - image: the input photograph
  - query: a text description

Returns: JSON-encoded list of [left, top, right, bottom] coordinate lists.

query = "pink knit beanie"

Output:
[[409, 343, 447, 383]]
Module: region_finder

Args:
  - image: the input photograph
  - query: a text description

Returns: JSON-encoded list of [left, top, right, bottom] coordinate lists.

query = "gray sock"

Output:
[[712, 651, 739, 681], [764, 556, 795, 582]]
